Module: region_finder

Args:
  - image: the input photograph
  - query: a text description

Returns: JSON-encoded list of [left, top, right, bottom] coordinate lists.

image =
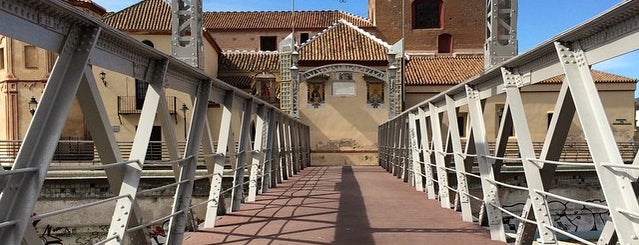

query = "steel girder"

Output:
[[379, 1, 639, 243], [0, 1, 309, 244]]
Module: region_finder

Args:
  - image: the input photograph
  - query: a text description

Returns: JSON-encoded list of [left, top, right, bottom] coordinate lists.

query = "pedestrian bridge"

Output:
[[2, 0, 639, 244]]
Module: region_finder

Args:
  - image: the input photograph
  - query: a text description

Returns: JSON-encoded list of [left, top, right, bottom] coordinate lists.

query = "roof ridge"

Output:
[[223, 50, 280, 54], [102, 0, 169, 21], [204, 10, 342, 14], [299, 19, 390, 49], [336, 10, 371, 23], [338, 19, 391, 48]]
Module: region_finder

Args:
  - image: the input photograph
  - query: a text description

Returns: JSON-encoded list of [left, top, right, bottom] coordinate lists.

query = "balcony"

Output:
[[117, 96, 177, 115]]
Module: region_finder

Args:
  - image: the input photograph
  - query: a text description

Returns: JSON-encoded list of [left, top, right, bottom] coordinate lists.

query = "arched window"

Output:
[[413, 0, 443, 29], [142, 40, 154, 48], [438, 33, 452, 53]]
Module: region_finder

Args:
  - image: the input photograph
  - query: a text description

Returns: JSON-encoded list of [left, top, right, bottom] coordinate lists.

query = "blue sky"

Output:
[[93, 0, 639, 96]]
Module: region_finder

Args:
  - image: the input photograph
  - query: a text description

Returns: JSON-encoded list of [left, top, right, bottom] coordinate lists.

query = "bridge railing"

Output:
[[379, 1, 639, 244], [0, 1, 310, 244]]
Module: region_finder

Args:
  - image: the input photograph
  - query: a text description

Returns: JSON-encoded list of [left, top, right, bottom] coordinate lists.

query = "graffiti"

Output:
[[502, 199, 609, 233], [149, 220, 169, 245], [40, 224, 65, 245]]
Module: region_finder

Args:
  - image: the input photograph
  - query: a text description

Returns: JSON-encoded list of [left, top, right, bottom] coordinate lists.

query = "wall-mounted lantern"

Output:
[[181, 103, 189, 140], [28, 96, 38, 115], [99, 71, 107, 86]]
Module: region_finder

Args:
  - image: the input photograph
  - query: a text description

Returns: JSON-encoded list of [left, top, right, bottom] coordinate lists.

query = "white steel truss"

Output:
[[380, 1, 639, 244], [0, 1, 310, 244]]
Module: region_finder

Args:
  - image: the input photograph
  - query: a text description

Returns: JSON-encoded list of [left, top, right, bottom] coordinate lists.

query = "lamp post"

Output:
[[181, 103, 189, 140], [387, 51, 398, 117], [28, 96, 38, 116]]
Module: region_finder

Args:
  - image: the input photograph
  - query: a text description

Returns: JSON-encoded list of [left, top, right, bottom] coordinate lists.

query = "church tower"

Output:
[[368, 0, 486, 54]]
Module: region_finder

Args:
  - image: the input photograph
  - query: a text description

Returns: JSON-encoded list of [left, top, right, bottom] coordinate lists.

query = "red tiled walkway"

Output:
[[184, 166, 506, 245]]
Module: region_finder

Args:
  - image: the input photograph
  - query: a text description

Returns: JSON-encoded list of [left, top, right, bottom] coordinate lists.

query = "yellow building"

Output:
[[0, 0, 636, 166]]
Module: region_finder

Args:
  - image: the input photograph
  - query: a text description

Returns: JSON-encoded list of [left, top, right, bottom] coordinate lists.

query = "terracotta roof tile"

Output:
[[405, 55, 636, 85], [219, 51, 280, 72], [203, 11, 372, 30], [102, 0, 171, 32], [299, 19, 389, 61], [218, 76, 252, 89], [405, 55, 484, 85], [543, 70, 636, 83]]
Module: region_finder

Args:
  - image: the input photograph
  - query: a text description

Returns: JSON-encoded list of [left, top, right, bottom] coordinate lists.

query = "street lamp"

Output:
[[28, 96, 38, 116], [181, 103, 189, 140]]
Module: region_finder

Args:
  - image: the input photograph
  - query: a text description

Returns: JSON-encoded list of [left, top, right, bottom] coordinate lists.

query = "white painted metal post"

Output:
[[516, 81, 575, 245], [165, 79, 211, 244], [429, 103, 451, 209], [401, 116, 410, 183], [107, 58, 172, 244], [418, 107, 436, 199], [466, 86, 506, 242], [0, 25, 99, 244], [203, 91, 235, 228], [445, 95, 473, 222], [262, 109, 277, 192], [277, 117, 291, 181], [272, 115, 283, 186], [159, 97, 182, 178], [408, 113, 424, 192], [556, 42, 639, 244], [502, 68, 557, 244], [284, 121, 294, 177], [248, 104, 266, 201], [392, 119, 401, 176], [231, 99, 254, 211], [78, 66, 126, 192]]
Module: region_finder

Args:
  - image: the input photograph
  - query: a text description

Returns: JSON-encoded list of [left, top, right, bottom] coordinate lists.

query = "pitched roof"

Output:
[[299, 19, 390, 62], [103, 0, 372, 32], [405, 55, 484, 85], [218, 76, 252, 89], [102, 0, 171, 32], [219, 51, 280, 72], [63, 0, 107, 16], [405, 55, 637, 86], [203, 11, 372, 30], [543, 70, 636, 84]]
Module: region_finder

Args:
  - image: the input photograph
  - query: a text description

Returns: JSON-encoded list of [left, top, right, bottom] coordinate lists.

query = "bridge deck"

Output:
[[184, 166, 505, 245]]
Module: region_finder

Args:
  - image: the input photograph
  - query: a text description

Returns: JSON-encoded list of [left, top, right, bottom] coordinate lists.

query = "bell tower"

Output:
[[484, 0, 518, 68]]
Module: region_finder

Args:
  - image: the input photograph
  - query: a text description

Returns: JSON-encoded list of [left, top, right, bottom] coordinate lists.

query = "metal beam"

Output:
[[556, 41, 639, 245], [0, 25, 99, 244], [445, 95, 473, 222], [165, 79, 211, 244], [429, 103, 451, 209], [203, 91, 235, 228]]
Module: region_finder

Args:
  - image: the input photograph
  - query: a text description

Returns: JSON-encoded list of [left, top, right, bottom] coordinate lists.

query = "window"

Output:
[[141, 40, 155, 48], [366, 81, 384, 108], [0, 48, 4, 69], [135, 79, 148, 110], [260, 36, 277, 51], [547, 112, 554, 129], [300, 33, 310, 43], [24, 45, 38, 69], [307, 82, 325, 108], [438, 34, 452, 53], [413, 0, 442, 29]]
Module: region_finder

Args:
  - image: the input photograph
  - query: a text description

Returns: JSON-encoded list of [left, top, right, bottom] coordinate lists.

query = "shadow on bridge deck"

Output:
[[184, 166, 504, 245]]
